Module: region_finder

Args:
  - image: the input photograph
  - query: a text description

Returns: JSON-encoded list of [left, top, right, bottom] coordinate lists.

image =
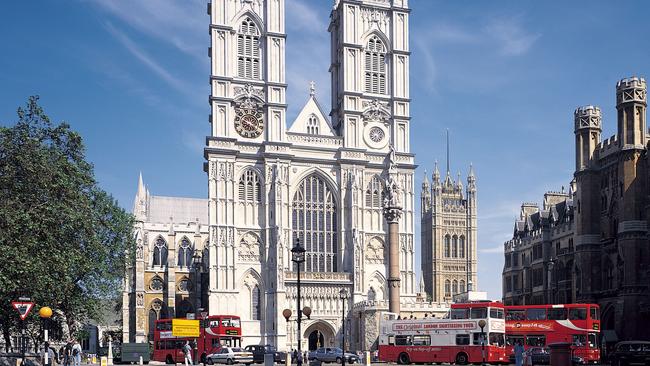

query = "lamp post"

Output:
[[291, 239, 306, 366], [547, 259, 555, 304], [339, 289, 349, 366], [39, 307, 53, 366], [193, 251, 203, 365], [478, 319, 486, 366]]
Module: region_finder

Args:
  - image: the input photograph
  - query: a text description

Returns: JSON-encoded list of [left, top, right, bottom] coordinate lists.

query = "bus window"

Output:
[[388, 336, 395, 346], [165, 340, 174, 350], [526, 335, 545, 347], [547, 308, 567, 320], [489, 333, 505, 347], [470, 307, 487, 319], [506, 335, 524, 347], [231, 318, 241, 327], [209, 320, 220, 328], [526, 308, 546, 320], [456, 334, 470, 345], [506, 310, 525, 320], [451, 308, 468, 319], [569, 308, 587, 320], [413, 335, 431, 346], [572, 334, 587, 347], [489, 308, 504, 319], [587, 333, 598, 348], [395, 335, 412, 346], [589, 307, 599, 320]]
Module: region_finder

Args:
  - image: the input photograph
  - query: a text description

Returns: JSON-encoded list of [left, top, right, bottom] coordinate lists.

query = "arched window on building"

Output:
[[364, 36, 387, 94], [238, 169, 262, 203], [237, 18, 260, 79], [153, 237, 168, 266], [460, 280, 466, 293], [251, 285, 261, 320], [307, 115, 319, 135], [292, 174, 338, 272], [452, 280, 458, 295], [365, 175, 384, 208], [459, 236, 465, 258], [177, 238, 193, 268], [444, 235, 451, 258], [444, 280, 451, 297], [452, 235, 458, 258], [368, 287, 376, 301]]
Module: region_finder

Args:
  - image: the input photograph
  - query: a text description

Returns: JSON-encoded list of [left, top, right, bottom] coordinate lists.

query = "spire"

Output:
[[467, 163, 476, 191], [456, 171, 463, 189], [446, 128, 450, 175], [309, 81, 316, 97], [419, 272, 426, 294], [422, 169, 430, 188], [433, 160, 440, 183], [133, 172, 148, 221], [137, 171, 145, 197]]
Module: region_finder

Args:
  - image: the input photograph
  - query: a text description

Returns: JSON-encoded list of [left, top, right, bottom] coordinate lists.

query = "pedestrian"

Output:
[[42, 342, 56, 366], [61, 340, 72, 366], [71, 339, 82, 366], [292, 349, 298, 364], [514, 341, 524, 366], [183, 341, 193, 366]]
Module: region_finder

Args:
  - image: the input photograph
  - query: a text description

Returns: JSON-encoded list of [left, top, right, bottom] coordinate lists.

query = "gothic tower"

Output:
[[329, 0, 411, 153]]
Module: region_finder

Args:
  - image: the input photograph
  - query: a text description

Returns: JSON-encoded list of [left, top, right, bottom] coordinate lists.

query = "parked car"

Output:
[[308, 348, 358, 364], [244, 345, 287, 363], [609, 341, 650, 366], [207, 347, 254, 365], [507, 347, 585, 365]]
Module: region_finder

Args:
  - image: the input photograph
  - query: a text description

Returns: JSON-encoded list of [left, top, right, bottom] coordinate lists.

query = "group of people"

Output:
[[513, 341, 532, 366], [41, 339, 83, 366]]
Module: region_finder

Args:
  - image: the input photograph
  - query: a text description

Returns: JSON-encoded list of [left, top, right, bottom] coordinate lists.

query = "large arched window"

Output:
[[452, 235, 458, 258], [452, 280, 458, 295], [459, 236, 466, 258], [177, 238, 193, 268], [307, 115, 319, 135], [365, 175, 384, 208], [460, 280, 466, 293], [238, 169, 262, 202], [153, 237, 168, 266], [292, 174, 338, 272], [251, 285, 261, 320], [444, 280, 451, 297], [444, 235, 451, 258], [237, 18, 260, 79], [364, 35, 387, 94]]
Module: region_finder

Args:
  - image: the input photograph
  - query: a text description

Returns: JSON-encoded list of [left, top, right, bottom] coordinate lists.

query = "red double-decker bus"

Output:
[[152, 315, 242, 364], [378, 302, 507, 365], [505, 304, 600, 364]]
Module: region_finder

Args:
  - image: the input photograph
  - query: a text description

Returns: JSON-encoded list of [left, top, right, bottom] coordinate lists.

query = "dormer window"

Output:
[[307, 115, 319, 135]]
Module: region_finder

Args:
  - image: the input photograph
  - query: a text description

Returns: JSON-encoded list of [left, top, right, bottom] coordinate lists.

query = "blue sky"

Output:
[[2, 0, 650, 300]]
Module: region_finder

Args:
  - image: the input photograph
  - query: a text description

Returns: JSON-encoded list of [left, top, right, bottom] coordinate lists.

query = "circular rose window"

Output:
[[369, 126, 385, 143]]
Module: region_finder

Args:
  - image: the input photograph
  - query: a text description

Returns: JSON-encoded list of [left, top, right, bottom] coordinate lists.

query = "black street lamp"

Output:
[[478, 319, 487, 366], [339, 289, 349, 366], [291, 238, 306, 366], [192, 251, 203, 365]]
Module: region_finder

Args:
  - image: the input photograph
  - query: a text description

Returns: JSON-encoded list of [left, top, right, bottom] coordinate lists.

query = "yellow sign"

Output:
[[172, 319, 200, 337], [100, 356, 107, 366]]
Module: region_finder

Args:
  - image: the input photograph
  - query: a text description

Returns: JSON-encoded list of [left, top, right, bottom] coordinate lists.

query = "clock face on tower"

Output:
[[234, 107, 264, 138]]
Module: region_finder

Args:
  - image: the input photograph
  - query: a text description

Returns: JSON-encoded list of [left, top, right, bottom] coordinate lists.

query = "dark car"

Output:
[[308, 348, 358, 364], [508, 347, 585, 365], [610, 341, 650, 366], [244, 345, 287, 363]]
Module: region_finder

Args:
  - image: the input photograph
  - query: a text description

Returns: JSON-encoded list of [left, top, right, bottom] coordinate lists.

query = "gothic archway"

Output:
[[303, 321, 336, 351], [308, 330, 325, 350]]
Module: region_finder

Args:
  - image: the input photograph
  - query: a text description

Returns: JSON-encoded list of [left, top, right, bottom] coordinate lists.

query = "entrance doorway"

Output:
[[308, 330, 324, 350]]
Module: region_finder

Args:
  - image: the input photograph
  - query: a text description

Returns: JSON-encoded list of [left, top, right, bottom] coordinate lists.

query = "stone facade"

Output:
[[502, 77, 650, 342], [420, 162, 478, 303]]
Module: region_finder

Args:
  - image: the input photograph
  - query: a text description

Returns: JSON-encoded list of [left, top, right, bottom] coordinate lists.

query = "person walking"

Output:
[[61, 340, 72, 366], [71, 339, 82, 366], [183, 341, 193, 366], [514, 341, 525, 366], [42, 342, 56, 366]]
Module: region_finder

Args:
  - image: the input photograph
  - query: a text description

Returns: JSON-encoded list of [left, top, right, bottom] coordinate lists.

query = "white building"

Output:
[[123, 0, 447, 351]]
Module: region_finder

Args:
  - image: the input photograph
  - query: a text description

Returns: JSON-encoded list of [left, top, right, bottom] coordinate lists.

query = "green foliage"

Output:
[[0, 96, 134, 346]]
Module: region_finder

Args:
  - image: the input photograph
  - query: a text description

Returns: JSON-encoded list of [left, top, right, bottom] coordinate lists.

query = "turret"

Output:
[[574, 105, 602, 172], [421, 170, 431, 212], [616, 77, 647, 148], [433, 160, 441, 188], [467, 163, 476, 192], [133, 172, 148, 222]]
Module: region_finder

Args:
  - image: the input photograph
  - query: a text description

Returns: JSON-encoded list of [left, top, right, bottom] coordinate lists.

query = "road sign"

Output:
[[200, 311, 208, 319], [11, 301, 34, 320], [172, 319, 200, 337]]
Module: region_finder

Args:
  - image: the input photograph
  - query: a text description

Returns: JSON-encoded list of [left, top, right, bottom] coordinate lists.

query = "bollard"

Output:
[[365, 352, 371, 366], [286, 352, 291, 366], [139, 356, 144, 365]]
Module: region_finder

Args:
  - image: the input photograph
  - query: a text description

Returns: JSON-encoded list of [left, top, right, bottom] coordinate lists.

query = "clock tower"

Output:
[[209, 0, 286, 143]]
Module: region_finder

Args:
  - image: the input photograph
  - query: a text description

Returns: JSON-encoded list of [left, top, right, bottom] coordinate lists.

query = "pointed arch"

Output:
[[444, 279, 451, 297], [444, 235, 451, 258], [233, 12, 263, 80], [368, 271, 387, 301], [307, 114, 320, 135], [239, 268, 263, 321], [291, 170, 339, 273], [459, 235, 466, 258], [452, 279, 458, 295], [177, 236, 193, 268], [360, 30, 391, 52], [238, 167, 263, 203], [363, 33, 388, 94], [452, 235, 458, 258], [152, 235, 168, 267], [365, 175, 385, 208]]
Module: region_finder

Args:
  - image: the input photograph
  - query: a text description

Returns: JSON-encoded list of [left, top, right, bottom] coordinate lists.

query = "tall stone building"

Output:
[[502, 77, 650, 342], [124, 0, 447, 351], [421, 161, 478, 303]]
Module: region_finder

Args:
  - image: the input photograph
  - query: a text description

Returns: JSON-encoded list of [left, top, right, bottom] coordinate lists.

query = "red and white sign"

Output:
[[11, 301, 34, 320], [392, 321, 476, 331]]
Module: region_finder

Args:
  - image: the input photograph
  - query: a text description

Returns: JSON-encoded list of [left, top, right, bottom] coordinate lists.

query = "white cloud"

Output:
[[484, 16, 541, 56]]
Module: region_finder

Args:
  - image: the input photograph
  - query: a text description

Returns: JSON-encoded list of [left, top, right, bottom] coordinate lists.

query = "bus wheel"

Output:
[[165, 355, 174, 364], [398, 353, 410, 365], [454, 353, 468, 365]]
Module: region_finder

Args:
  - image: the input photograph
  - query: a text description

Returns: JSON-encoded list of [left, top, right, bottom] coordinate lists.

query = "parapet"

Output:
[[574, 105, 602, 132], [616, 76, 647, 106]]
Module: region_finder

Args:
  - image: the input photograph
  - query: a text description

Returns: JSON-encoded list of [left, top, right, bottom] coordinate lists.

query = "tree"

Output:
[[0, 96, 134, 351]]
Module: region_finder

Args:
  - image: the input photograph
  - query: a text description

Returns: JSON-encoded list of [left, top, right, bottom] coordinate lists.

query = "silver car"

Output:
[[308, 348, 358, 364], [207, 347, 254, 365]]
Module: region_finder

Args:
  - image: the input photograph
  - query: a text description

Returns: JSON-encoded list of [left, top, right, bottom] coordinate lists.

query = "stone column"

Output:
[[384, 206, 402, 314]]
